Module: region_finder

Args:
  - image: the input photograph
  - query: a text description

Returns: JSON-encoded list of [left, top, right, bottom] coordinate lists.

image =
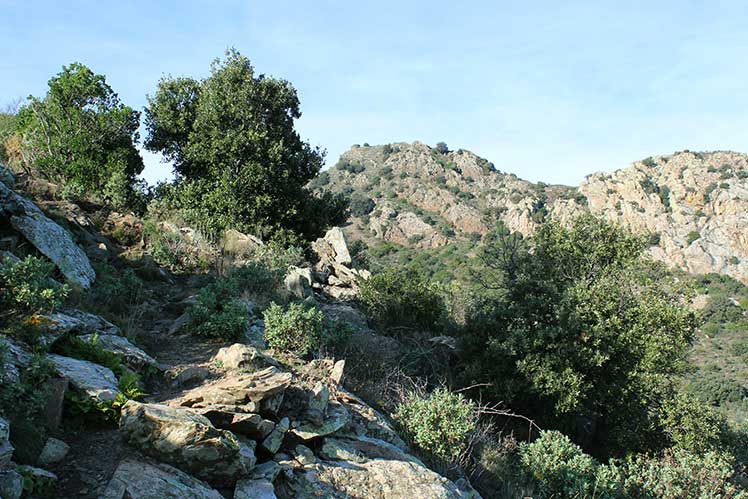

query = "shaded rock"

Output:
[[306, 382, 330, 426], [244, 320, 267, 349], [239, 439, 258, 471], [251, 461, 282, 482], [168, 311, 192, 336], [284, 266, 314, 299], [101, 457, 223, 499], [190, 408, 275, 440], [336, 388, 406, 450], [235, 478, 277, 499], [17, 464, 57, 484], [40, 309, 120, 345], [261, 417, 289, 454], [47, 354, 119, 402], [260, 392, 285, 418], [0, 181, 95, 288], [171, 366, 211, 388], [179, 367, 292, 409], [41, 376, 68, 431], [0, 469, 23, 499], [291, 402, 350, 441], [37, 437, 70, 465], [0, 417, 12, 469], [119, 401, 247, 485], [0, 337, 31, 383], [0, 250, 20, 265], [0, 164, 15, 187], [293, 444, 316, 466], [214, 343, 266, 370], [79, 334, 157, 371]]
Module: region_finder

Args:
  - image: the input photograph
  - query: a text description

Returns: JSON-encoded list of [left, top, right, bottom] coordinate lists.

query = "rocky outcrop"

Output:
[[101, 457, 224, 499], [177, 367, 293, 411], [0, 417, 12, 469], [322, 143, 748, 283], [47, 354, 119, 402], [78, 334, 158, 371], [0, 181, 95, 288], [119, 400, 249, 485]]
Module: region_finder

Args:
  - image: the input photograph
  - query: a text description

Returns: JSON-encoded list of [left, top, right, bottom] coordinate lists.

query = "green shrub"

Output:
[[188, 278, 249, 340], [16, 63, 143, 207], [660, 392, 730, 453], [263, 301, 325, 355], [0, 256, 69, 318], [687, 231, 700, 245], [84, 264, 144, 315], [519, 431, 604, 498], [395, 388, 476, 462], [349, 194, 375, 217], [358, 270, 445, 332], [53, 334, 129, 378]]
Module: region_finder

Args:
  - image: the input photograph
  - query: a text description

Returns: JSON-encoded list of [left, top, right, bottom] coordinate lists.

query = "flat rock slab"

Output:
[[101, 457, 224, 499], [40, 309, 120, 346], [179, 367, 292, 409], [189, 407, 275, 440], [119, 401, 247, 486], [291, 402, 351, 441], [47, 354, 119, 402], [235, 478, 278, 499], [79, 334, 158, 371], [0, 181, 95, 288]]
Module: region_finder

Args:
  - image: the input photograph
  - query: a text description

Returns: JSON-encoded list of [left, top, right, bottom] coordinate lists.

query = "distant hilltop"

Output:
[[317, 141, 748, 282]]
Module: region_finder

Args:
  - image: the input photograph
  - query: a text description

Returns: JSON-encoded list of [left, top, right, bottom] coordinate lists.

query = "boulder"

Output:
[[306, 382, 330, 426], [0, 181, 95, 288], [0, 417, 12, 469], [0, 164, 15, 187], [276, 436, 482, 499], [41, 376, 69, 430], [291, 402, 350, 441], [235, 478, 278, 499], [171, 366, 211, 388], [101, 457, 223, 499], [189, 408, 275, 440], [119, 401, 248, 485], [79, 334, 158, 371], [222, 229, 263, 258], [179, 367, 292, 410], [336, 388, 406, 450], [312, 227, 352, 266], [284, 266, 314, 299], [0, 337, 31, 383], [330, 360, 346, 385], [261, 417, 289, 454], [214, 343, 267, 370], [40, 309, 120, 345], [37, 437, 70, 465], [0, 469, 23, 499], [47, 354, 119, 402]]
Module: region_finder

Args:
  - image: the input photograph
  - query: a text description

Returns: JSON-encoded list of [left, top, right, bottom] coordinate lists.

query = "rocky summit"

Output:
[[320, 142, 748, 283]]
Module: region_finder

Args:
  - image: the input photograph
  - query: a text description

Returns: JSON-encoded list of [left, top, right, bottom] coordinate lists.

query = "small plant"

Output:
[[187, 278, 249, 340], [0, 256, 69, 319], [687, 231, 701, 245], [395, 388, 477, 462], [263, 301, 325, 356], [53, 334, 129, 378]]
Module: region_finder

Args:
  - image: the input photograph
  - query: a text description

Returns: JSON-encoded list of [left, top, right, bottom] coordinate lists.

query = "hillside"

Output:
[[318, 142, 748, 283]]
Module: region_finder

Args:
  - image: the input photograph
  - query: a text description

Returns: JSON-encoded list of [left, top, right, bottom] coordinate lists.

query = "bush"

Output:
[[145, 49, 346, 240], [395, 388, 476, 461], [358, 270, 445, 332], [0, 256, 69, 319], [187, 278, 249, 340], [435, 142, 449, 154], [16, 63, 143, 207], [349, 194, 375, 217], [687, 231, 701, 245], [263, 301, 325, 356]]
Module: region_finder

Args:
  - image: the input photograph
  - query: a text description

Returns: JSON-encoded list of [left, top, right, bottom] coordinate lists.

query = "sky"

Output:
[[1, 0, 748, 186]]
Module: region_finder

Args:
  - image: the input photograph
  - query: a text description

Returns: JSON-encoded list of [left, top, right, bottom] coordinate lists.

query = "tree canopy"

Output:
[[145, 48, 346, 240], [16, 63, 143, 206]]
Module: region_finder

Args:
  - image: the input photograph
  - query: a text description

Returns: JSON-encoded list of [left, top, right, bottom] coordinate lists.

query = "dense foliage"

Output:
[[263, 301, 325, 355], [144, 49, 347, 240], [461, 215, 697, 454], [0, 255, 69, 321], [15, 63, 143, 207]]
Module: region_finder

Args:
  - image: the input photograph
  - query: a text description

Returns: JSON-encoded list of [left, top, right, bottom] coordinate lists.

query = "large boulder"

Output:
[[0, 469, 23, 499], [119, 401, 248, 485], [0, 181, 95, 288], [39, 309, 120, 346], [101, 457, 224, 499], [47, 354, 119, 402], [284, 266, 314, 299], [189, 408, 275, 440], [178, 367, 292, 410], [276, 436, 482, 499], [37, 437, 70, 465], [213, 343, 268, 371], [235, 478, 277, 499]]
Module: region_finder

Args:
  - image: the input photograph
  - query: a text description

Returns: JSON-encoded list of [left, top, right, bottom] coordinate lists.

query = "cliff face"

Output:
[[321, 143, 748, 282]]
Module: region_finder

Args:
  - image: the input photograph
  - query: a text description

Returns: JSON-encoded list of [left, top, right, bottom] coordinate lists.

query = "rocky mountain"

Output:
[[318, 142, 748, 283]]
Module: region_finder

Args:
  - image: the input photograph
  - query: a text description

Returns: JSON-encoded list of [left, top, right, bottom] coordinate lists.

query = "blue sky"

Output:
[[2, 1, 747, 185]]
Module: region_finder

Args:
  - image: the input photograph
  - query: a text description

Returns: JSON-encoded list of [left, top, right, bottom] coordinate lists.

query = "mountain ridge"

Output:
[[317, 141, 748, 282]]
